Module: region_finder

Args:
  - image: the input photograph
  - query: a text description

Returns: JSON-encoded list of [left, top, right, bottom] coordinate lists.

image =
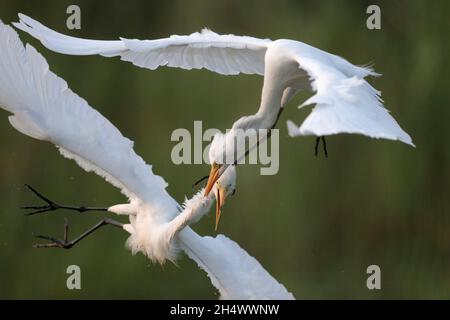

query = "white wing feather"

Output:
[[283, 41, 414, 146], [0, 20, 293, 300], [14, 13, 270, 75]]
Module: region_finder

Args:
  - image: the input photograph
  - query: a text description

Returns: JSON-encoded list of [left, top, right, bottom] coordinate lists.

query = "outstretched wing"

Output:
[[0, 20, 174, 208], [14, 13, 270, 76], [285, 41, 414, 146]]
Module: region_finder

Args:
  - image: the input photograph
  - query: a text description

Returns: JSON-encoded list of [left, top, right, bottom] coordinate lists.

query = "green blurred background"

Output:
[[0, 0, 449, 299]]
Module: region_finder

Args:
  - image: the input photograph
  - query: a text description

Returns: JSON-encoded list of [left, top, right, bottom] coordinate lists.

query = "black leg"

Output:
[[22, 184, 108, 215], [322, 136, 328, 158], [315, 137, 320, 157], [314, 136, 329, 157], [33, 218, 124, 249], [272, 107, 285, 130]]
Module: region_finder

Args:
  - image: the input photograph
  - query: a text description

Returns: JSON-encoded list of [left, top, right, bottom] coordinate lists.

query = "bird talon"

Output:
[[22, 184, 107, 216], [22, 184, 62, 215], [33, 235, 71, 249], [23, 206, 58, 216], [32, 217, 72, 249], [33, 241, 71, 249], [34, 234, 59, 242]]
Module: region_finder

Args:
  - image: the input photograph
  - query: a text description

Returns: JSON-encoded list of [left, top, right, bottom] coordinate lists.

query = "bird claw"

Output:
[[32, 219, 72, 249], [31, 218, 122, 250], [21, 184, 60, 215], [33, 235, 72, 249], [22, 204, 59, 215]]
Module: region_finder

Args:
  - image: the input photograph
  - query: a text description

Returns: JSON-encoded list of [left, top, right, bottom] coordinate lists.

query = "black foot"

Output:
[[33, 218, 123, 249], [22, 184, 107, 215], [33, 218, 72, 249]]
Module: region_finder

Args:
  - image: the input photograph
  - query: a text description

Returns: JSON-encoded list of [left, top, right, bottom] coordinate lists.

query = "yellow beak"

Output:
[[214, 185, 227, 231], [204, 164, 221, 197]]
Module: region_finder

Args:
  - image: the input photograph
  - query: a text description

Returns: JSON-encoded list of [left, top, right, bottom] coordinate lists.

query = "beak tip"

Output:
[[214, 187, 227, 232]]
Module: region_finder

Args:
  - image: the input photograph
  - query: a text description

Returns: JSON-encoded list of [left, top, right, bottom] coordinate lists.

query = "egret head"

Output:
[[205, 120, 260, 193], [204, 132, 232, 196], [203, 132, 237, 230]]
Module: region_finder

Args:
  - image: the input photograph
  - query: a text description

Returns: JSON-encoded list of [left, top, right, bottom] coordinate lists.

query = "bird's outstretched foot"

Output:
[[33, 218, 123, 249], [22, 184, 108, 215], [314, 136, 328, 158], [33, 218, 72, 249]]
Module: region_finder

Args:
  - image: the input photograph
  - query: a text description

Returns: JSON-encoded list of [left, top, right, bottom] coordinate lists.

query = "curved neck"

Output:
[[256, 77, 285, 129], [232, 80, 285, 132]]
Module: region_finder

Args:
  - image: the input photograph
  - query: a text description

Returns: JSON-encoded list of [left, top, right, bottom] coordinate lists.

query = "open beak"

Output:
[[204, 164, 221, 197], [214, 186, 227, 231]]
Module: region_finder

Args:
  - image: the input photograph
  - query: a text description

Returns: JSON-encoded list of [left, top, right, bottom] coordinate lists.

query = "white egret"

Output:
[[13, 14, 414, 205], [0, 20, 293, 299]]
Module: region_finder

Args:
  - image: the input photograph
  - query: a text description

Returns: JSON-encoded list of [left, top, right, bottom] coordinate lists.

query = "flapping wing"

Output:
[[0, 20, 174, 207], [285, 42, 414, 146], [14, 13, 270, 76]]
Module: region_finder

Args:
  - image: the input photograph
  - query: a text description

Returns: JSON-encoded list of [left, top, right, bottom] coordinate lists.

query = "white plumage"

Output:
[[14, 13, 414, 146], [14, 14, 269, 75], [0, 20, 293, 300]]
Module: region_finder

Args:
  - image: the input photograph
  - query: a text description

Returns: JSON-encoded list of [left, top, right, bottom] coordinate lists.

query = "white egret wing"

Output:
[[285, 42, 414, 146], [14, 13, 270, 75]]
